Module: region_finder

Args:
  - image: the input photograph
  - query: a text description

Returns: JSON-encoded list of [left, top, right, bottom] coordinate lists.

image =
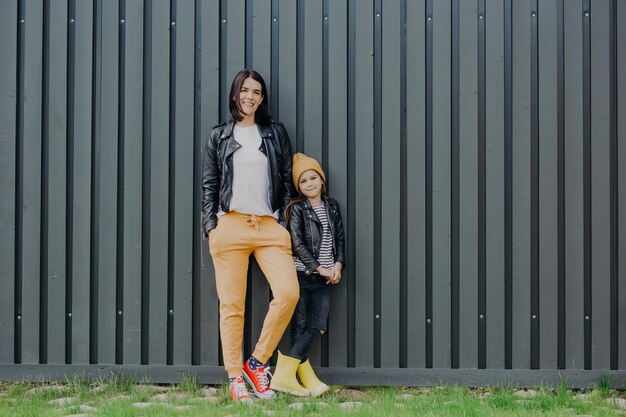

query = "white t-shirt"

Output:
[[228, 124, 273, 217]]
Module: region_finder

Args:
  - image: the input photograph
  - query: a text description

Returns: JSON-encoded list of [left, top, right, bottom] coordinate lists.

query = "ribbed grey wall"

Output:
[[0, 0, 625, 386]]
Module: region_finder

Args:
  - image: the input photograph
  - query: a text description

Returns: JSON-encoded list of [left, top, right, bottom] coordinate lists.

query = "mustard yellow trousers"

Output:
[[209, 212, 299, 378]]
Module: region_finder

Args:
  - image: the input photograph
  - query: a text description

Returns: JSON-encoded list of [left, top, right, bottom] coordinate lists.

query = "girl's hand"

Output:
[[328, 263, 342, 285], [316, 266, 334, 279]]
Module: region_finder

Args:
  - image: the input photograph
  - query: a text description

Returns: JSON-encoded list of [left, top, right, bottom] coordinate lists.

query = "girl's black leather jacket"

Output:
[[202, 120, 294, 236], [287, 198, 346, 276]]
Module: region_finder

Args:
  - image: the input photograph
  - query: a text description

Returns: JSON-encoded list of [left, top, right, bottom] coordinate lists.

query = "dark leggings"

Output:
[[288, 273, 330, 361]]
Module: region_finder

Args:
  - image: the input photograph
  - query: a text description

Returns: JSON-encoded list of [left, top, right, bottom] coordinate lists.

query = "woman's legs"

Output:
[[209, 214, 253, 378], [251, 217, 300, 363]]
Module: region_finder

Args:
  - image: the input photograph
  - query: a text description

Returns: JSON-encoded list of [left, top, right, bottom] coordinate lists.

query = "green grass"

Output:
[[0, 379, 624, 417]]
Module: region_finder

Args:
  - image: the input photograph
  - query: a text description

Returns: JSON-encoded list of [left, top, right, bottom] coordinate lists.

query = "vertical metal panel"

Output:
[[618, 0, 626, 370], [140, 0, 152, 366], [270, 0, 279, 120], [477, 0, 486, 369], [65, 0, 75, 364], [538, 0, 559, 369], [198, 0, 220, 367], [405, 0, 426, 369], [380, 0, 401, 368], [511, 0, 531, 370], [251, 0, 270, 82], [40, 0, 50, 365], [326, 0, 348, 368], [484, 0, 505, 370], [398, 0, 407, 369], [166, 0, 176, 367], [0, 1, 17, 365], [295, 0, 304, 151], [424, 0, 433, 368], [583, 0, 592, 371], [71, 0, 94, 364], [122, 0, 144, 365], [90, 0, 102, 365], [147, 0, 170, 365], [277, 1, 296, 138], [557, 0, 566, 370], [223, 0, 245, 119], [609, 0, 618, 371], [431, 0, 452, 368], [458, 0, 478, 369], [97, 0, 119, 365], [564, 1, 585, 370], [172, 0, 194, 366], [373, 0, 382, 368], [529, 0, 539, 370], [346, 0, 356, 367], [353, 0, 374, 368], [449, 0, 460, 370], [22, 0, 44, 365], [503, 0, 513, 370], [191, 0, 201, 366], [47, 0, 68, 365], [116, 0, 125, 365], [303, 0, 323, 161], [590, 0, 612, 370]]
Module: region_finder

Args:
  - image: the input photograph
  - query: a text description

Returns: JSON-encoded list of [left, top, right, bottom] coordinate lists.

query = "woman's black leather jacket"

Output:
[[287, 198, 346, 276], [202, 120, 294, 236]]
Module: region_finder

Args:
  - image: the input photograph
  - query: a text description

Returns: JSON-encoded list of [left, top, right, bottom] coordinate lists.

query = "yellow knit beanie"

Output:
[[292, 153, 326, 192]]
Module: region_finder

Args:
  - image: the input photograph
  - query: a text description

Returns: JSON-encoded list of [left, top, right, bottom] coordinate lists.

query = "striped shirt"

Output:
[[294, 203, 335, 272]]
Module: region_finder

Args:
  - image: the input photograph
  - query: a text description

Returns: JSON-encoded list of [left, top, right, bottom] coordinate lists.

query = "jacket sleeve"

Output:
[[201, 129, 220, 237], [276, 124, 295, 215], [288, 204, 320, 275], [332, 200, 346, 267]]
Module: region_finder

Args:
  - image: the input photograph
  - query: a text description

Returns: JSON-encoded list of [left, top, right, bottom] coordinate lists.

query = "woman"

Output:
[[202, 69, 301, 401]]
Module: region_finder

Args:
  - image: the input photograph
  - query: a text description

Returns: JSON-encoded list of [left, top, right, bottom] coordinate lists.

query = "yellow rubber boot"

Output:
[[297, 359, 329, 397], [269, 351, 310, 397]]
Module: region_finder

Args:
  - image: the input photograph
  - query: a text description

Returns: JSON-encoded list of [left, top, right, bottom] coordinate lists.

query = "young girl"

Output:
[[269, 153, 345, 397]]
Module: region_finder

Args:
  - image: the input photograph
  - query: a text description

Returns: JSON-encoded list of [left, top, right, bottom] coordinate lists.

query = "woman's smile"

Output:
[[238, 77, 264, 116]]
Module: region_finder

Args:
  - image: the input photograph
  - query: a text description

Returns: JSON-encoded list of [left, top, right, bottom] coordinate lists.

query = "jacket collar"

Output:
[[219, 121, 274, 140], [302, 198, 327, 210]]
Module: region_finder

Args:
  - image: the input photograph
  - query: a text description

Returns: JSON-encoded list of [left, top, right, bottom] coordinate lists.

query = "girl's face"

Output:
[[299, 169, 324, 200], [238, 77, 264, 117]]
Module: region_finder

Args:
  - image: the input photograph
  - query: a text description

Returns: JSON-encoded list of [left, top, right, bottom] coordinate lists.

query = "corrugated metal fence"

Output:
[[0, 0, 625, 387]]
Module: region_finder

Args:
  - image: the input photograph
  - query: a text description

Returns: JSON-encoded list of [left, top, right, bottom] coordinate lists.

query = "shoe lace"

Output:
[[231, 377, 249, 399], [254, 366, 270, 391]]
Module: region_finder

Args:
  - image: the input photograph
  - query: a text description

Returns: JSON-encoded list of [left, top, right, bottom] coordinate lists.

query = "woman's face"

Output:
[[238, 77, 264, 117]]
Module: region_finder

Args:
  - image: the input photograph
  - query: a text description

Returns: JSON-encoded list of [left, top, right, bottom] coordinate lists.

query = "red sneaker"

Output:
[[243, 359, 275, 399], [229, 376, 252, 402]]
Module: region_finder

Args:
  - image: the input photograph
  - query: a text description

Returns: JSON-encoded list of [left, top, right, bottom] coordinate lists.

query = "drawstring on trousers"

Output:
[[246, 215, 260, 231]]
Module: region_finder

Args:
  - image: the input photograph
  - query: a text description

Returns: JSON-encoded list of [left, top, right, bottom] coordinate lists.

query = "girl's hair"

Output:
[[229, 69, 271, 125], [284, 183, 328, 224]]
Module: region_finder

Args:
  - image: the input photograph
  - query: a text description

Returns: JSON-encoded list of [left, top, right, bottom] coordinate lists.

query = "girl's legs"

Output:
[[289, 283, 310, 356], [251, 216, 308, 396], [288, 278, 330, 361]]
